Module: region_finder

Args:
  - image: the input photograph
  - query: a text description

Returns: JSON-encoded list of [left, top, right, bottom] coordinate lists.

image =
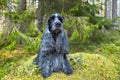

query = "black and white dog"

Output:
[[34, 13, 73, 78]]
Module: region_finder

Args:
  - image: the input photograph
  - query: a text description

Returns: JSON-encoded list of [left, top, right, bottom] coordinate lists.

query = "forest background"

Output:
[[0, 0, 120, 80]]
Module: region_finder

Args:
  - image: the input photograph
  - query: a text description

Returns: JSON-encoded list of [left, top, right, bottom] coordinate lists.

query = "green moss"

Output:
[[2, 53, 117, 80], [68, 53, 117, 80]]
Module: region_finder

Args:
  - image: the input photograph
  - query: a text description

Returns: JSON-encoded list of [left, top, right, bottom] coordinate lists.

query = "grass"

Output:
[[0, 30, 120, 80]]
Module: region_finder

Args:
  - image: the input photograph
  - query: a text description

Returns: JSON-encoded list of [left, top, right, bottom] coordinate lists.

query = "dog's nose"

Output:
[[55, 22, 61, 27]]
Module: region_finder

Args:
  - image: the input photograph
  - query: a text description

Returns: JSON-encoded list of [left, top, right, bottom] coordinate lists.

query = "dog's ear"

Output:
[[48, 15, 55, 26], [48, 15, 55, 31], [48, 16, 51, 27]]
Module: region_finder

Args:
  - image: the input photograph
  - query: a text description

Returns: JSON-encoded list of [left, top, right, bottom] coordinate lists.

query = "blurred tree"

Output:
[[29, 0, 35, 8], [112, 0, 117, 19], [112, 0, 117, 29], [105, 0, 112, 19], [37, 0, 44, 32], [17, 0, 27, 33], [18, 0, 26, 13], [0, 0, 14, 49]]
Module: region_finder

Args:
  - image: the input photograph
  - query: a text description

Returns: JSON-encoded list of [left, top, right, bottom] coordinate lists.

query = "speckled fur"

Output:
[[34, 14, 73, 78]]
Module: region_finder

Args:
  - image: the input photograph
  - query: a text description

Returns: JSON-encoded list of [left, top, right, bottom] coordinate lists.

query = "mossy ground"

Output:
[[0, 31, 120, 80], [0, 52, 117, 80]]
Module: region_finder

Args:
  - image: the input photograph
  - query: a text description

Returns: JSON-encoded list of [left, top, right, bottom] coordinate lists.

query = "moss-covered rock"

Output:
[[2, 53, 117, 80], [68, 53, 117, 80]]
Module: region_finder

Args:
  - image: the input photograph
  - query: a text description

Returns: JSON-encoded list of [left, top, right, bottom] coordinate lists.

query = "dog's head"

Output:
[[48, 13, 63, 35]]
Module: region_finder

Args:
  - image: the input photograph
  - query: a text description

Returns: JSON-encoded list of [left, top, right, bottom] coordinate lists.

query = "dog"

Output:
[[34, 13, 73, 78]]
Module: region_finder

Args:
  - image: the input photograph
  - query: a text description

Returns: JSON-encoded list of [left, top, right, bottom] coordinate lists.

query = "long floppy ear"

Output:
[[48, 16, 51, 27], [48, 15, 55, 31], [45, 25, 51, 33], [48, 15, 55, 26], [48, 16, 51, 31]]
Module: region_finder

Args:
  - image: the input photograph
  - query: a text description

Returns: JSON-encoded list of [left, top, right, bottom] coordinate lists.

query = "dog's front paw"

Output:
[[42, 73, 51, 78], [63, 68, 73, 75]]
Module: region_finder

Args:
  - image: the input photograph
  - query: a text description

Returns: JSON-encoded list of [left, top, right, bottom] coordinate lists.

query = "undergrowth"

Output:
[[0, 30, 120, 80]]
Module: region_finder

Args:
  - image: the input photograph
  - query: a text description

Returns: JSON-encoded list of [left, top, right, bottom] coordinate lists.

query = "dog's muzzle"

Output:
[[55, 22, 61, 28], [53, 22, 62, 34]]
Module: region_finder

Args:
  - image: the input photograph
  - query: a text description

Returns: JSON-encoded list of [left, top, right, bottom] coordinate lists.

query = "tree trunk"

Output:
[[105, 0, 112, 19], [29, 0, 34, 8], [0, 0, 15, 49], [17, 0, 27, 33], [104, 0, 107, 18], [99, 0, 103, 16], [112, 0, 117, 19], [17, 0, 27, 44], [118, 0, 120, 26], [104, 0, 111, 31], [112, 0, 117, 29], [18, 0, 26, 13], [0, 18, 15, 49], [37, 0, 44, 32]]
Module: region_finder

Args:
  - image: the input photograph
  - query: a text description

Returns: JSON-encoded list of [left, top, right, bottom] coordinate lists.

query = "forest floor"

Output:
[[0, 30, 120, 80]]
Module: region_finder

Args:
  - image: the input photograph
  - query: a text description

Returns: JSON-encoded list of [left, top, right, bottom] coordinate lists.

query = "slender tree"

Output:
[[0, 0, 15, 49], [18, 0, 26, 13], [105, 0, 112, 19], [17, 0, 27, 33], [99, 0, 103, 16], [112, 0, 117, 29], [37, 0, 44, 32], [112, 0, 117, 19], [104, 0, 107, 18]]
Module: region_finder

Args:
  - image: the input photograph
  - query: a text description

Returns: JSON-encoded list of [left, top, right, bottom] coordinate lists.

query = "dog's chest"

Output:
[[49, 53, 64, 72]]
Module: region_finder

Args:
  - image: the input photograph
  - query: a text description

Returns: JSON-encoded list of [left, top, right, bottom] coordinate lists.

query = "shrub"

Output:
[[63, 16, 99, 43]]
